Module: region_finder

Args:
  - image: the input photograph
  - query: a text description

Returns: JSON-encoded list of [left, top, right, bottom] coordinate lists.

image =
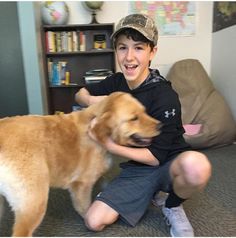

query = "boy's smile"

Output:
[[116, 35, 157, 89]]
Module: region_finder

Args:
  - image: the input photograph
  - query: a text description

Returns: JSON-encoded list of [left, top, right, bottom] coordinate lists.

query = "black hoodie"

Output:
[[85, 69, 190, 165]]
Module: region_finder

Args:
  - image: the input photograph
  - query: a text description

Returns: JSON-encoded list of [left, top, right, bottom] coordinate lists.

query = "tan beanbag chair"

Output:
[[166, 59, 236, 149]]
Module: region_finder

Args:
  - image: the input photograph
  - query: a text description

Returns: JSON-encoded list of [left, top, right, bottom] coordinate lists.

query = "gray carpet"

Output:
[[0, 144, 236, 236]]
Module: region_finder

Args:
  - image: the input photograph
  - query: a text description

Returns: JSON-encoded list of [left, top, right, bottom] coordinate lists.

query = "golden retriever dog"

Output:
[[0, 92, 161, 236]]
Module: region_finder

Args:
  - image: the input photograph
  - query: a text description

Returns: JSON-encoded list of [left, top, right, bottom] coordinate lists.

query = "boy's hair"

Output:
[[113, 28, 155, 50]]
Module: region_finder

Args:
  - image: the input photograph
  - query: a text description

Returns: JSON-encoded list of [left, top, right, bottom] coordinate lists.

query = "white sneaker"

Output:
[[162, 205, 194, 237], [152, 191, 169, 207]]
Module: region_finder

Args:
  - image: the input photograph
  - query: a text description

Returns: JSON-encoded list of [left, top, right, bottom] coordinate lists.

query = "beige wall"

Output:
[[67, 1, 235, 119], [22, 1, 235, 119], [67, 1, 213, 76], [211, 26, 236, 120]]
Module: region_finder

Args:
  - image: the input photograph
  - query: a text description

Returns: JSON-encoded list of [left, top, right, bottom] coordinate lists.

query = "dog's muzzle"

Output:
[[130, 133, 152, 146]]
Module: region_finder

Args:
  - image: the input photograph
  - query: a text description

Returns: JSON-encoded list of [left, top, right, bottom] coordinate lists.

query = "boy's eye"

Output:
[[135, 46, 144, 50], [118, 46, 126, 50]]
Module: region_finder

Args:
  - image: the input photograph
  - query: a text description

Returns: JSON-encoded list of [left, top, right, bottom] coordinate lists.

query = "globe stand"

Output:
[[90, 11, 99, 24]]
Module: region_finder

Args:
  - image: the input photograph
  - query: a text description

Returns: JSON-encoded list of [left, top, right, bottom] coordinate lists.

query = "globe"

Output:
[[82, 1, 104, 24], [83, 1, 104, 11], [41, 1, 69, 25]]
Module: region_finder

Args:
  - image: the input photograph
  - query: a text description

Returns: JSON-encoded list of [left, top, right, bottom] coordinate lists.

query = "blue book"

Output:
[[52, 62, 60, 85]]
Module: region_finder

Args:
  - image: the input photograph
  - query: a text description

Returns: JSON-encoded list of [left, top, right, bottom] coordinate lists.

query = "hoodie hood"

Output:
[[131, 69, 170, 93]]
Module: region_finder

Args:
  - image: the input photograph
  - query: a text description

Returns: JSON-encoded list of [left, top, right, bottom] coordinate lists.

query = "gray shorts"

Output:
[[95, 159, 174, 227]]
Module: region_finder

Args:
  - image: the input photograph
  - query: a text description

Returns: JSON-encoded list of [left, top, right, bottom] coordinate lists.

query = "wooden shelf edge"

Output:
[[49, 84, 85, 88], [46, 49, 114, 56]]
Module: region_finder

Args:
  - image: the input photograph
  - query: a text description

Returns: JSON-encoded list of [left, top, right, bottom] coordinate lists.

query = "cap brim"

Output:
[[110, 26, 153, 43]]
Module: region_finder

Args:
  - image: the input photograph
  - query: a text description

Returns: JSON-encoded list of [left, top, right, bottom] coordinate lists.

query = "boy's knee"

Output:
[[188, 152, 211, 187], [84, 200, 119, 231], [84, 213, 105, 232], [178, 151, 212, 187]]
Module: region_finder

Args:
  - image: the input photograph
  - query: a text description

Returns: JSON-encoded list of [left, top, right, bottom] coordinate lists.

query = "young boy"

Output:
[[75, 14, 211, 237]]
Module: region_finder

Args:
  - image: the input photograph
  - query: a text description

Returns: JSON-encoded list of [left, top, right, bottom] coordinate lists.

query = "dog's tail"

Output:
[[0, 195, 4, 223]]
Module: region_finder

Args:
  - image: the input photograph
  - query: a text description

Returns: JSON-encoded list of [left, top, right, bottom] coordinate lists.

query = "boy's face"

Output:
[[115, 35, 157, 89]]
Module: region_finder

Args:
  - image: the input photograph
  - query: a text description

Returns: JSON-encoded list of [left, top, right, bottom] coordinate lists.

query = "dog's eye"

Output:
[[130, 116, 138, 121]]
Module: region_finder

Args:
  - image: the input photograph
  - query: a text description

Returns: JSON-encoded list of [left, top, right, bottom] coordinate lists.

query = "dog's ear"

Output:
[[90, 111, 114, 144]]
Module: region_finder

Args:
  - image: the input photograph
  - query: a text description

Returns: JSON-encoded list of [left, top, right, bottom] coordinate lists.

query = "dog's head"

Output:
[[90, 92, 162, 147]]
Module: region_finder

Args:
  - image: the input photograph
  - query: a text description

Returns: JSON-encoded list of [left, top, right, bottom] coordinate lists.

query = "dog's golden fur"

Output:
[[0, 92, 161, 236]]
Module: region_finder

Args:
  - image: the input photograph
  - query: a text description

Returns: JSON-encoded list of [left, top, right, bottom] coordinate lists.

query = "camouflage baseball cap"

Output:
[[111, 14, 158, 45]]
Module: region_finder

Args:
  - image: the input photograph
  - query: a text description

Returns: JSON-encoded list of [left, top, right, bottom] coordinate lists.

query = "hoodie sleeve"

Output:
[[147, 85, 190, 165], [85, 73, 129, 96]]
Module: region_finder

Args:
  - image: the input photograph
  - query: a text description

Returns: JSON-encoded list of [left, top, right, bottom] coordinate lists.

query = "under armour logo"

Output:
[[165, 109, 176, 118]]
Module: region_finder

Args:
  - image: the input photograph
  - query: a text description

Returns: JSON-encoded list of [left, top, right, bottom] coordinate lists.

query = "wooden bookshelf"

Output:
[[41, 23, 115, 114]]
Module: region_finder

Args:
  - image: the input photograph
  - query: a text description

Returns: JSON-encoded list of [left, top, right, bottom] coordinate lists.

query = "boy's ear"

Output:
[[150, 46, 158, 60], [90, 112, 114, 144]]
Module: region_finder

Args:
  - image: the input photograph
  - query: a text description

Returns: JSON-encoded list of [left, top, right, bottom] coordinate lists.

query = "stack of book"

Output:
[[84, 69, 113, 84], [46, 31, 86, 53], [48, 59, 70, 86]]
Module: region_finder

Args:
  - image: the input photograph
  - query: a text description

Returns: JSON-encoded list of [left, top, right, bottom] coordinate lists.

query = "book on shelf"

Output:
[[79, 31, 86, 51], [55, 31, 62, 52], [67, 31, 72, 52], [46, 31, 56, 53], [72, 31, 79, 52], [48, 59, 71, 86], [45, 30, 84, 53]]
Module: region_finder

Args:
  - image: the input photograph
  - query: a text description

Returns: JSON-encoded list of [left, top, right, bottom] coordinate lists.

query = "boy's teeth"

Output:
[[126, 65, 136, 69]]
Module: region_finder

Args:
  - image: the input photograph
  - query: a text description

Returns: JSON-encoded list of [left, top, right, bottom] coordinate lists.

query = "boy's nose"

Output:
[[126, 49, 134, 60]]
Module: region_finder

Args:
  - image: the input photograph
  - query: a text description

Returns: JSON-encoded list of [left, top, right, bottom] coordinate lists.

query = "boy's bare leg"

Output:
[[85, 200, 119, 231], [170, 151, 212, 199], [161, 151, 211, 237]]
